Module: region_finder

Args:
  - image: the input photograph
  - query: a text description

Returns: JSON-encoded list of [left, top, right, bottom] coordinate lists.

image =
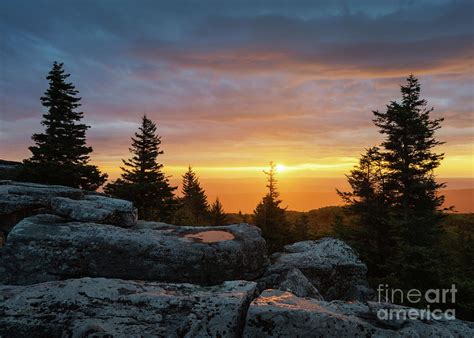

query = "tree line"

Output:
[[14, 62, 245, 227], [14, 63, 447, 244]]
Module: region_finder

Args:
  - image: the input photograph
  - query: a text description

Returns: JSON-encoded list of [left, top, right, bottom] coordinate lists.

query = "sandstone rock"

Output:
[[50, 195, 137, 227], [1, 215, 268, 285], [243, 289, 474, 337], [0, 277, 257, 338], [266, 237, 374, 301]]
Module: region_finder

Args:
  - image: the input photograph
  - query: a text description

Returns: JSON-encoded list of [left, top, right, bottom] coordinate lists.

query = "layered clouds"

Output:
[[1, 0, 473, 180]]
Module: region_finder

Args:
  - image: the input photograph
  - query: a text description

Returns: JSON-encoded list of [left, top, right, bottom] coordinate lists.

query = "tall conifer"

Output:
[[254, 162, 288, 252], [373, 75, 445, 288], [210, 197, 227, 226], [340, 75, 446, 289], [373, 75, 445, 246], [19, 61, 106, 190], [174, 166, 210, 225], [105, 115, 177, 221], [338, 147, 394, 282]]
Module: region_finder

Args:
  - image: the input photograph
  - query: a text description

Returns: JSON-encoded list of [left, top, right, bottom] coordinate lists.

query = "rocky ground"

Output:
[[0, 180, 473, 337]]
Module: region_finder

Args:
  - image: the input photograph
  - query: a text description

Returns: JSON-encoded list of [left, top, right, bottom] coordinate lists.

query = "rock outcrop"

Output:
[[0, 181, 471, 336], [0, 160, 21, 180], [0, 181, 81, 237], [262, 238, 374, 301], [257, 268, 323, 299], [0, 277, 257, 338], [0, 181, 137, 237], [0, 214, 268, 285], [243, 289, 474, 337], [50, 195, 137, 227]]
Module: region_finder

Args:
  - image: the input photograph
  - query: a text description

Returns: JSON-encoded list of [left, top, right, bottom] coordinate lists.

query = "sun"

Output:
[[275, 164, 287, 172]]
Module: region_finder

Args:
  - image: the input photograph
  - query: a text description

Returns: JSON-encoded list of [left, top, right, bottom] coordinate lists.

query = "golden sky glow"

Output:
[[1, 1, 473, 212]]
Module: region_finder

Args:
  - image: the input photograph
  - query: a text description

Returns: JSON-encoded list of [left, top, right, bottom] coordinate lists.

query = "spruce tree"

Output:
[[373, 75, 445, 243], [104, 115, 177, 221], [19, 61, 107, 190], [337, 147, 395, 282], [174, 166, 210, 225], [209, 197, 227, 226], [341, 75, 446, 290], [373, 74, 445, 289], [254, 162, 288, 252]]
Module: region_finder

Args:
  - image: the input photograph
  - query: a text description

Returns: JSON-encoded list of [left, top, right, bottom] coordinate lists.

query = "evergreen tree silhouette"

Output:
[[19, 61, 106, 190], [340, 75, 446, 290], [104, 115, 177, 221], [209, 197, 227, 226], [174, 166, 210, 225], [254, 162, 288, 252], [338, 147, 394, 282], [373, 75, 445, 242], [373, 74, 446, 289]]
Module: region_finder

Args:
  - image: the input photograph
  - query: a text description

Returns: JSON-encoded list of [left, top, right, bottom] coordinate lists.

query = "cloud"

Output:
[[129, 1, 474, 77], [0, 0, 472, 176]]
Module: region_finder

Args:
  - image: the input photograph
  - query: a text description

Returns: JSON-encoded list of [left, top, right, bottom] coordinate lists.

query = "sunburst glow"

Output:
[[275, 164, 287, 173]]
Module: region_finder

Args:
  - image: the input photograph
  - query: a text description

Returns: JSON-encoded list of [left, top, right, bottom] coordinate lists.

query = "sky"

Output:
[[1, 0, 473, 211]]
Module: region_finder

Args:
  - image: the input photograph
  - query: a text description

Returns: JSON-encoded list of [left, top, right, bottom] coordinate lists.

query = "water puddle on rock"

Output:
[[184, 230, 235, 243]]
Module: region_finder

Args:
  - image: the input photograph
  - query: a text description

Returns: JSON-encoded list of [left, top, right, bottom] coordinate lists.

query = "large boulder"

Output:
[[50, 195, 137, 227], [0, 277, 257, 338], [0, 181, 83, 236], [257, 268, 323, 299], [0, 181, 137, 236], [243, 289, 474, 337], [264, 238, 373, 301], [0, 214, 268, 285]]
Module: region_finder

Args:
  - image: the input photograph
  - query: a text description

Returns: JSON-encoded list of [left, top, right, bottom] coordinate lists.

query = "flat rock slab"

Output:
[[266, 237, 373, 301], [0, 181, 83, 204], [0, 215, 268, 285], [0, 181, 84, 235], [50, 195, 137, 227], [243, 289, 474, 337], [0, 277, 257, 338], [0, 181, 138, 233]]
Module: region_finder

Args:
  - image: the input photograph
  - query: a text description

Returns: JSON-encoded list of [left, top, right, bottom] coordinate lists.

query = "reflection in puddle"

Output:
[[184, 230, 235, 243]]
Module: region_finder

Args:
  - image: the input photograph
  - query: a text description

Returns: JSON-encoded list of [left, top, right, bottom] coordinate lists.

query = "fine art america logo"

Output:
[[376, 284, 457, 321]]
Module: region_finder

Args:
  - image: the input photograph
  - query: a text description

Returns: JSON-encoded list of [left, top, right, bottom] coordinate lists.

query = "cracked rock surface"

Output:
[[265, 237, 374, 301], [0, 181, 137, 236], [0, 181, 472, 337], [49, 195, 137, 227], [0, 277, 257, 338], [243, 289, 474, 337], [0, 214, 268, 286]]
